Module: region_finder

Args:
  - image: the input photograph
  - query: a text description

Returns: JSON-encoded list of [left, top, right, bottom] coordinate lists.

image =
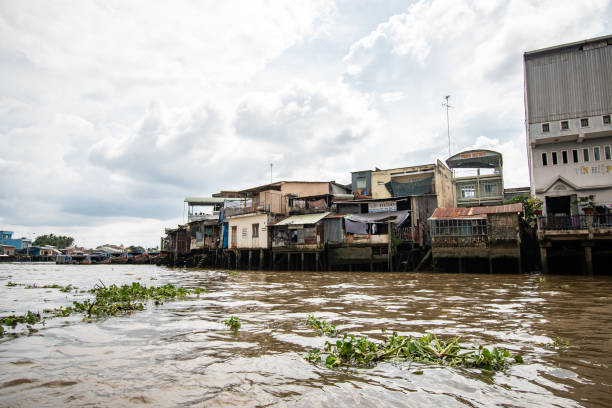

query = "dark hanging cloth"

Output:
[[385, 176, 433, 197], [345, 219, 368, 234]]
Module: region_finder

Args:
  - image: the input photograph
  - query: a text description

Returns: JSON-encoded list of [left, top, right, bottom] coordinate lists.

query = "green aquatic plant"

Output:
[[6, 281, 21, 287], [71, 282, 193, 318], [59, 284, 76, 293], [540, 337, 570, 350], [306, 332, 522, 371], [0, 311, 42, 328], [24, 283, 76, 292], [224, 316, 241, 330], [0, 325, 3, 338], [1, 282, 202, 339], [306, 314, 337, 336]]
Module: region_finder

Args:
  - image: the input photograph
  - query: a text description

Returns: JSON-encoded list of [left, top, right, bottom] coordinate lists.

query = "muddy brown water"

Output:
[[0, 264, 611, 407]]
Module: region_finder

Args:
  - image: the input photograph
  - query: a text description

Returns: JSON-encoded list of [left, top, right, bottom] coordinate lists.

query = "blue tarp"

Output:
[[222, 223, 229, 248]]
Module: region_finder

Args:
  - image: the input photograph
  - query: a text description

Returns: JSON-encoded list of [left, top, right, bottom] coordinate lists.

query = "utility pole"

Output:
[[270, 163, 273, 183], [442, 95, 452, 158]]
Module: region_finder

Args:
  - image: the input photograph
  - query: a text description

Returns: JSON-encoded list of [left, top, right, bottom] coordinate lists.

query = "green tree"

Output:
[[32, 234, 75, 249], [503, 195, 543, 227], [126, 245, 146, 253]]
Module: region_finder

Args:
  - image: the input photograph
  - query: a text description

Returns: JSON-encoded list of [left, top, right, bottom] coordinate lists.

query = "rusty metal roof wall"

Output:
[[430, 203, 523, 219], [470, 203, 523, 215]]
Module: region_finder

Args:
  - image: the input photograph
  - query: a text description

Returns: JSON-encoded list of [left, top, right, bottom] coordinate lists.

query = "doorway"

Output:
[[231, 226, 237, 248], [546, 195, 571, 216]]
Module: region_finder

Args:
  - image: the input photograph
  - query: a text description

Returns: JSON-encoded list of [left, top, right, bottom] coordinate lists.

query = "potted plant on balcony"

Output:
[[573, 195, 597, 215]]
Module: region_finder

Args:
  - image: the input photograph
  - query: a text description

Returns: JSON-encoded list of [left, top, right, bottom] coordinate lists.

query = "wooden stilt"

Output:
[[540, 246, 548, 274], [584, 245, 593, 276]]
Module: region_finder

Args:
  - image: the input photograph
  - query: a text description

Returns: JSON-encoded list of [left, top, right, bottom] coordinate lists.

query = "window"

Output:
[[605, 146, 611, 160], [242, 228, 247, 238], [561, 121, 569, 130], [356, 176, 366, 189], [562, 150, 568, 164], [552, 151, 558, 165], [572, 149, 579, 163], [542, 123, 550, 132], [484, 183, 498, 194], [594, 146, 601, 161], [604, 115, 611, 125], [461, 185, 476, 199], [541, 152, 548, 166], [583, 148, 590, 162], [252, 223, 259, 238], [377, 181, 385, 185], [581, 118, 589, 127]]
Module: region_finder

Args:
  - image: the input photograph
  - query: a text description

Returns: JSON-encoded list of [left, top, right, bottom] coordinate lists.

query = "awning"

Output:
[[272, 212, 330, 226]]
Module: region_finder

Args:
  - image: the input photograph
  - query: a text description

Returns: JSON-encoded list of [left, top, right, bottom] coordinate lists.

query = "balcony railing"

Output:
[[538, 214, 612, 231], [392, 226, 420, 244]]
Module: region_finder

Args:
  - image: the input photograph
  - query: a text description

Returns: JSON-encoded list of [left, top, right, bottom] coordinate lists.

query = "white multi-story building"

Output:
[[524, 35, 612, 216]]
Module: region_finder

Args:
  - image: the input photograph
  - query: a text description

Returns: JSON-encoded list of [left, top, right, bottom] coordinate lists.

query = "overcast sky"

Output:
[[1, 0, 611, 248]]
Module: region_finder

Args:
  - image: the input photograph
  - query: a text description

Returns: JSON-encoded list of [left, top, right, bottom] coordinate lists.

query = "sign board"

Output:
[[368, 201, 397, 213], [460, 151, 487, 159]]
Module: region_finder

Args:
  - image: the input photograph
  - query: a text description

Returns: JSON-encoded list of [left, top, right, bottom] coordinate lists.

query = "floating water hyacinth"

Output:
[[306, 332, 523, 371], [0, 282, 205, 337], [305, 314, 337, 336], [224, 316, 241, 330]]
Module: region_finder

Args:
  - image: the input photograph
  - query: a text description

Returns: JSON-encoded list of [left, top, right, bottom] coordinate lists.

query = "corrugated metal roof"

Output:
[[272, 212, 330, 226], [324, 213, 347, 219], [430, 203, 523, 219], [184, 197, 243, 204]]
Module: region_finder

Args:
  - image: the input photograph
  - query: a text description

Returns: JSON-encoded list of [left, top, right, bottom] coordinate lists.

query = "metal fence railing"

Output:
[[539, 214, 612, 230]]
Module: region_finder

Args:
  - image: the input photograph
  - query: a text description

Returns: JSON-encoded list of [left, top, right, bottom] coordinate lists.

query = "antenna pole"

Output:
[[442, 95, 452, 157], [270, 163, 273, 183]]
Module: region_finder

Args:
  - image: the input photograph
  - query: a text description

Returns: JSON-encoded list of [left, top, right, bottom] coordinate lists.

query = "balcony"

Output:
[[538, 214, 612, 233]]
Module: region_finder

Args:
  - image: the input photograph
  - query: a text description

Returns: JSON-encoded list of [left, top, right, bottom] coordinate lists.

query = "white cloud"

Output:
[[1, 0, 611, 246], [343, 0, 612, 184]]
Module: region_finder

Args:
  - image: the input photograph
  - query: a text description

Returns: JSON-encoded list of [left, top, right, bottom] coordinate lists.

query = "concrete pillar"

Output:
[[584, 245, 593, 276], [248, 250, 252, 270], [301, 252, 305, 271], [315, 252, 320, 272], [259, 250, 264, 270], [287, 253, 291, 270], [540, 246, 548, 274], [236, 251, 240, 269]]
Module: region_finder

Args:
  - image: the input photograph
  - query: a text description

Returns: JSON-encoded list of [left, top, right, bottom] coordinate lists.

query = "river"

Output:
[[0, 263, 611, 407]]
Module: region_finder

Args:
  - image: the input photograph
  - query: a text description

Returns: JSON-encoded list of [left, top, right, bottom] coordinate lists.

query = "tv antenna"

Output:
[[442, 95, 452, 157], [270, 163, 273, 183]]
